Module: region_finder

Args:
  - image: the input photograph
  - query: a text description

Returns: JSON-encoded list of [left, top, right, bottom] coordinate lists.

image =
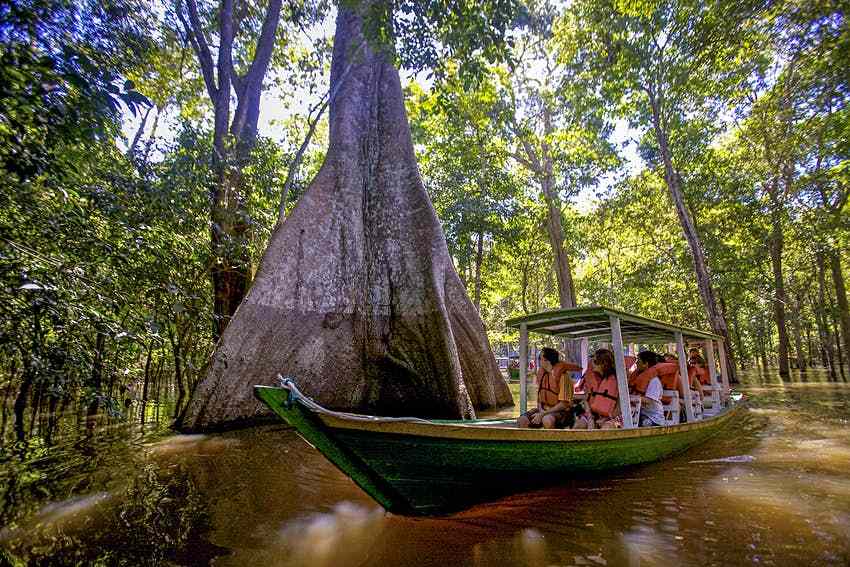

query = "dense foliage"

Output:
[[1, 0, 848, 445]]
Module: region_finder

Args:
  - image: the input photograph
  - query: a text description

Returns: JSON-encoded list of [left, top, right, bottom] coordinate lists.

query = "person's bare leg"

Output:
[[542, 414, 557, 429]]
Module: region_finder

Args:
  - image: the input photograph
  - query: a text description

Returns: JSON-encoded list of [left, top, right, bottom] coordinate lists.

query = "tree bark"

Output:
[[648, 93, 737, 382], [829, 251, 850, 368], [768, 204, 790, 376], [179, 4, 512, 430]]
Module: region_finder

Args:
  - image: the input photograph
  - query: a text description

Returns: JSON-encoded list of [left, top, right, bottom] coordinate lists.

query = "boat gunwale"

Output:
[[255, 384, 743, 443]]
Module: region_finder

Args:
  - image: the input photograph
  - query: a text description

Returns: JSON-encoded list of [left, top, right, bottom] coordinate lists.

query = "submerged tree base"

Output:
[[179, 3, 511, 431]]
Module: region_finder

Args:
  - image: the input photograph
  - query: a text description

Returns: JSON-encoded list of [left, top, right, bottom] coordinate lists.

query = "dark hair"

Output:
[[541, 347, 560, 365], [592, 349, 616, 378], [637, 351, 661, 366]]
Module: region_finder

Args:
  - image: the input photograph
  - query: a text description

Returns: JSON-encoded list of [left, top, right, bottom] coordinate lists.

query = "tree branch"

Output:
[[231, 0, 282, 138], [182, 0, 218, 100]]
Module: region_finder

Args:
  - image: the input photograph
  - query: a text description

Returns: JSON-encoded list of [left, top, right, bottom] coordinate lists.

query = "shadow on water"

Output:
[[2, 368, 850, 566]]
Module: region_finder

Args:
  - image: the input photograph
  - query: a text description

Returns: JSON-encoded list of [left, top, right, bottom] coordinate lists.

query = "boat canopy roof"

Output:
[[505, 305, 721, 344]]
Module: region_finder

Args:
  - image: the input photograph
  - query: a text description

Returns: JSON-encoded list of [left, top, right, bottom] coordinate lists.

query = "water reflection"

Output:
[[1, 370, 850, 565]]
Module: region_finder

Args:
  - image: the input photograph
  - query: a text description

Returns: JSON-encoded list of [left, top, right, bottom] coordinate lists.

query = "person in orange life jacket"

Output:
[[573, 349, 622, 430], [630, 352, 665, 426], [688, 350, 711, 386], [517, 347, 582, 429], [629, 351, 683, 404]]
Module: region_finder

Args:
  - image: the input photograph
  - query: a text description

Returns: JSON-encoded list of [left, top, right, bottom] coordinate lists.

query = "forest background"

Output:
[[1, 0, 848, 442]]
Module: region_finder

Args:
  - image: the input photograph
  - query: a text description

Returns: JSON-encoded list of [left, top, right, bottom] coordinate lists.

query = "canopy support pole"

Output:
[[519, 323, 528, 414], [610, 315, 635, 429], [704, 339, 721, 404], [717, 339, 731, 403], [580, 337, 589, 374], [675, 332, 696, 422]]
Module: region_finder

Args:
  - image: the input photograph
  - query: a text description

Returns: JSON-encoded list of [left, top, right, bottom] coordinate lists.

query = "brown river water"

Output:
[[2, 369, 849, 566]]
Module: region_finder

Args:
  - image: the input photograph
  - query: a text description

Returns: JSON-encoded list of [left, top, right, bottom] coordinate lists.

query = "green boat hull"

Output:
[[254, 384, 743, 515]]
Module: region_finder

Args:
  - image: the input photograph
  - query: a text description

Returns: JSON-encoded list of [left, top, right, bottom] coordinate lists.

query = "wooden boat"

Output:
[[254, 306, 744, 515]]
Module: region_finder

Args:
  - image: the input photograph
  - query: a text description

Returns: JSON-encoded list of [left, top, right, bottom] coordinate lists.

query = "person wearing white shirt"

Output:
[[639, 374, 665, 427]]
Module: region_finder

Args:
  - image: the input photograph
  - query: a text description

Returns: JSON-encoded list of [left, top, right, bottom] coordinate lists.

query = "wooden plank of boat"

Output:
[[254, 379, 744, 516]]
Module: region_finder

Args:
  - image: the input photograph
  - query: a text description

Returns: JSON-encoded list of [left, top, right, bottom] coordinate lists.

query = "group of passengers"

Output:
[[516, 346, 714, 430]]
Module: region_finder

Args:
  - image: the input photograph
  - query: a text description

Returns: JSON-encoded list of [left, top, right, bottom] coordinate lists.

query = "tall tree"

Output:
[[180, 0, 518, 430], [507, 1, 617, 314], [569, 0, 773, 380], [176, 0, 319, 338]]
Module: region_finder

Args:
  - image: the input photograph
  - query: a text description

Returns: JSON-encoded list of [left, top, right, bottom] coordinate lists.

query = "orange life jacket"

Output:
[[689, 365, 710, 386], [536, 361, 577, 408], [588, 373, 619, 418], [630, 362, 680, 402]]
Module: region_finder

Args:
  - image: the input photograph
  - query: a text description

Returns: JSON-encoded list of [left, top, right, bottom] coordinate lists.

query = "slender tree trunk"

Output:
[[829, 252, 850, 368], [816, 253, 838, 380], [87, 332, 105, 418], [541, 111, 576, 311], [141, 340, 153, 424], [169, 323, 186, 420], [829, 304, 846, 379], [141, 104, 161, 165], [127, 104, 152, 155], [758, 325, 768, 371], [768, 205, 790, 376], [727, 298, 746, 370], [179, 3, 511, 430], [792, 288, 806, 371], [13, 373, 32, 442], [473, 231, 484, 310], [648, 94, 736, 382], [805, 318, 814, 368]]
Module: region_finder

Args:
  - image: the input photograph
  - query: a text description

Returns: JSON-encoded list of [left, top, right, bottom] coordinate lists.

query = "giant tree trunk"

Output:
[[180, 5, 512, 430], [649, 96, 737, 382], [768, 206, 790, 376], [830, 251, 850, 367]]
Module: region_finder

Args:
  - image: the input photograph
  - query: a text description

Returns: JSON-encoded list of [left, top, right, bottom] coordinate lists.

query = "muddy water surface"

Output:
[[2, 369, 850, 566]]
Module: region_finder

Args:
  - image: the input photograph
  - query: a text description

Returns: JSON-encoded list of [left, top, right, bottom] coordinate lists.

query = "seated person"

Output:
[[688, 351, 711, 386], [634, 360, 665, 427], [574, 349, 621, 430], [630, 350, 697, 403], [517, 347, 581, 429]]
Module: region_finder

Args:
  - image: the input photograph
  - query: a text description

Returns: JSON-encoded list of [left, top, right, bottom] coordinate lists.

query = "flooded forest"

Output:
[[1, 0, 849, 564]]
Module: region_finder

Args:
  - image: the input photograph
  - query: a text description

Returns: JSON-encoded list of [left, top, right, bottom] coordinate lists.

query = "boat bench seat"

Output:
[[702, 384, 722, 416], [662, 390, 680, 425], [629, 395, 641, 427]]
